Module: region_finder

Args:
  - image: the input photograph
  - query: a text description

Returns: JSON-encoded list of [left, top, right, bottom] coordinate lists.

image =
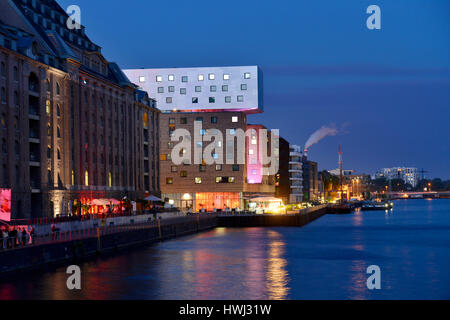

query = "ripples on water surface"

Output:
[[1, 199, 449, 299]]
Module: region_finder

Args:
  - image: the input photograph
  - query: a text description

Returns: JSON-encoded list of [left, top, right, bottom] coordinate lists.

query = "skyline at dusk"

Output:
[[57, 0, 450, 178]]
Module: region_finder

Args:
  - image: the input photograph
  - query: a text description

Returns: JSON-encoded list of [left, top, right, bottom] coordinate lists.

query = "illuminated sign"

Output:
[[0, 188, 11, 221]]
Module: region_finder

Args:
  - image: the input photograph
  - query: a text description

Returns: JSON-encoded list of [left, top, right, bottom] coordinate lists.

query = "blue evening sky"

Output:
[[58, 0, 450, 178]]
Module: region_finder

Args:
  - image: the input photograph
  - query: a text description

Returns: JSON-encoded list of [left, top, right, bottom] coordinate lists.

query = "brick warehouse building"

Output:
[[0, 0, 160, 219]]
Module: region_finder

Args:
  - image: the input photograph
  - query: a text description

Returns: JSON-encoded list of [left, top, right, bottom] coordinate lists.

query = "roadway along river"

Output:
[[1, 199, 449, 299]]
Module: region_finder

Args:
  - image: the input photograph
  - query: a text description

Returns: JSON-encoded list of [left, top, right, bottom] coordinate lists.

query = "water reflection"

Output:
[[1, 199, 449, 300]]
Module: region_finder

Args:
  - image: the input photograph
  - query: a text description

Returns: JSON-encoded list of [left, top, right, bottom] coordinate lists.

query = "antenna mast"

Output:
[[339, 144, 343, 204]]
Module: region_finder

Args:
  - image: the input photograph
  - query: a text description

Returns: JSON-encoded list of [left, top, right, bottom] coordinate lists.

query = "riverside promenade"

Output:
[[0, 205, 328, 275]]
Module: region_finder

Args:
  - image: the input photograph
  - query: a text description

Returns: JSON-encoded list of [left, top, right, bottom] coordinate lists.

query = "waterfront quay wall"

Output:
[[217, 205, 328, 227], [0, 216, 217, 275]]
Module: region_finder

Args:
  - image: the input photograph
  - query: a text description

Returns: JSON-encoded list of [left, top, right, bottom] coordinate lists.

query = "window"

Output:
[[168, 142, 174, 148], [166, 97, 172, 103], [139, 76, 146, 83], [208, 73, 215, 80], [57, 104, 61, 116], [171, 166, 177, 172], [223, 74, 230, 80], [211, 116, 218, 124], [251, 137, 257, 145], [244, 72, 251, 79], [216, 164, 222, 171], [196, 117, 203, 122], [56, 83, 60, 95], [14, 91, 18, 106], [199, 165, 206, 172], [195, 177, 202, 184], [229, 129, 236, 135], [215, 177, 222, 183], [57, 126, 61, 138], [249, 149, 254, 155], [225, 96, 231, 103], [229, 177, 235, 183], [210, 85, 216, 92], [157, 87, 164, 93], [232, 164, 239, 171], [209, 97, 215, 103], [1, 87, 6, 103], [200, 129, 206, 135], [168, 74, 174, 81], [85, 170, 89, 186], [108, 172, 112, 187], [180, 171, 187, 177], [0, 62, 5, 77], [195, 86, 201, 92], [166, 177, 173, 184], [198, 74, 204, 81], [241, 84, 247, 90], [181, 76, 188, 82], [232, 116, 238, 123], [222, 85, 228, 92], [237, 95, 244, 102], [180, 88, 186, 94], [192, 97, 198, 104], [180, 117, 187, 124], [57, 149, 61, 160], [13, 67, 18, 81], [168, 86, 174, 92], [160, 154, 167, 161], [156, 75, 163, 82]]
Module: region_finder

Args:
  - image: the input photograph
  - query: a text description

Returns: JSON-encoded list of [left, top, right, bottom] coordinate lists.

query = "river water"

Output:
[[1, 199, 449, 300]]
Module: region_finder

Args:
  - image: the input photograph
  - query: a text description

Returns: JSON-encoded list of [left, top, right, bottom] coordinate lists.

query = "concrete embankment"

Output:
[[217, 205, 328, 227], [0, 216, 217, 275]]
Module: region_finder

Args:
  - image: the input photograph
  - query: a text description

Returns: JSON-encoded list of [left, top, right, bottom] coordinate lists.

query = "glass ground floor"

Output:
[[163, 192, 243, 212]]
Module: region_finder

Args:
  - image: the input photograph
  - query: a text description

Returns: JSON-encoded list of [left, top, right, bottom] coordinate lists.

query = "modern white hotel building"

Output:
[[124, 66, 276, 212]]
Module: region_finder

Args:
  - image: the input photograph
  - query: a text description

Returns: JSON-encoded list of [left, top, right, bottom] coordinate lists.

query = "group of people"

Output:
[[1, 226, 34, 249]]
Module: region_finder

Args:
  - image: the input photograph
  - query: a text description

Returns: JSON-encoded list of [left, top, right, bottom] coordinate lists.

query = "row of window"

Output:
[[165, 96, 244, 104], [169, 164, 240, 172], [169, 115, 238, 125], [166, 176, 236, 184], [139, 72, 251, 83], [157, 84, 247, 94]]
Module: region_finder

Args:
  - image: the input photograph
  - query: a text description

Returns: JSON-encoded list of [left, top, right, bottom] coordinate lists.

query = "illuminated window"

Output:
[[223, 74, 230, 80], [168, 74, 174, 81], [46, 100, 51, 114], [244, 72, 251, 79], [208, 73, 215, 80], [160, 154, 167, 161], [215, 177, 222, 183], [249, 149, 254, 155], [156, 75, 163, 82], [198, 74, 204, 81], [85, 170, 89, 186], [108, 172, 112, 187], [216, 164, 222, 171], [139, 76, 145, 83], [143, 113, 148, 127], [166, 177, 173, 184], [232, 116, 238, 123], [180, 171, 187, 177], [71, 170, 75, 186], [195, 177, 202, 184], [229, 177, 235, 183]]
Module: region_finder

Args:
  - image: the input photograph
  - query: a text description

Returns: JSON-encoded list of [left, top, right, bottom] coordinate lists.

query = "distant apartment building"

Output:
[[375, 167, 419, 187], [0, 0, 160, 219], [302, 156, 319, 201], [288, 145, 303, 203], [124, 66, 276, 212]]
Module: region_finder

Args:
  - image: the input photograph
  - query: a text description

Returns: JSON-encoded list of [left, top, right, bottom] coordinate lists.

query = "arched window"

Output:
[[57, 104, 61, 117], [46, 79, 50, 92], [56, 83, 60, 95], [46, 100, 51, 114], [57, 126, 61, 138], [85, 170, 89, 186], [108, 172, 112, 187], [71, 170, 75, 186], [57, 148, 61, 160]]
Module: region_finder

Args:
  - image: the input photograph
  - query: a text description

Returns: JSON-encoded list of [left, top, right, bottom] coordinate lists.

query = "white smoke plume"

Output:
[[304, 125, 338, 150]]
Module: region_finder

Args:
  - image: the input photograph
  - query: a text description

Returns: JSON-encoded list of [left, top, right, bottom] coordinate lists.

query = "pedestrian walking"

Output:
[[18, 227, 23, 246], [29, 226, 34, 245], [22, 228, 27, 246]]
